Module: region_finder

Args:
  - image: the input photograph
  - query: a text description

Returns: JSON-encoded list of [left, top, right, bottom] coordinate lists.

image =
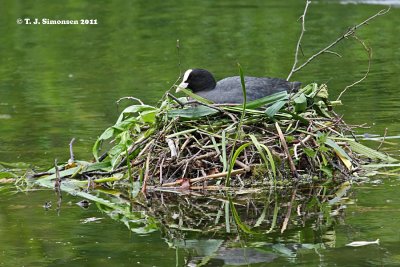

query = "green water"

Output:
[[1, 0, 399, 266]]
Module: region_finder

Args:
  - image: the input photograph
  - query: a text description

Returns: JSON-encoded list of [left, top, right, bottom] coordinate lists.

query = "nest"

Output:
[[89, 83, 376, 191]]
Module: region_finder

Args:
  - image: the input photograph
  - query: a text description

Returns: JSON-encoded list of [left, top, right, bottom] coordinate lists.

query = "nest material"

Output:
[[92, 83, 366, 191]]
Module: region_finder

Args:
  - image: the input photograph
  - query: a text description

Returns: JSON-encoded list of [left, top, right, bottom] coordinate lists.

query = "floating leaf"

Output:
[[0, 161, 30, 169], [0, 171, 18, 178], [348, 140, 398, 163]]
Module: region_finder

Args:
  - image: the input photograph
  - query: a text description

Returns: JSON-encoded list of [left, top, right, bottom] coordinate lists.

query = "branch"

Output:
[[287, 0, 311, 81], [287, 5, 390, 80], [116, 96, 144, 106], [336, 35, 372, 100]]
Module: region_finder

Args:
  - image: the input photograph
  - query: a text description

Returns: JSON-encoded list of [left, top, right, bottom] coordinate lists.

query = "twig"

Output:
[[177, 39, 182, 77], [281, 187, 297, 233], [235, 159, 251, 172], [287, 6, 390, 80], [54, 159, 61, 194], [87, 166, 128, 176], [276, 122, 298, 178], [324, 50, 342, 58], [54, 159, 62, 216], [116, 96, 144, 105], [116, 137, 152, 169], [159, 155, 165, 184], [167, 93, 185, 107], [377, 128, 388, 151], [336, 35, 372, 100], [294, 135, 312, 160], [32, 171, 52, 178], [141, 152, 152, 194], [161, 168, 247, 187], [287, 0, 311, 81], [174, 151, 218, 167], [166, 138, 177, 160], [69, 138, 76, 162]]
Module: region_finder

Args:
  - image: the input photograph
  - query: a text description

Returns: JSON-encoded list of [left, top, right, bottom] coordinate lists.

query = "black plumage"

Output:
[[176, 69, 301, 104]]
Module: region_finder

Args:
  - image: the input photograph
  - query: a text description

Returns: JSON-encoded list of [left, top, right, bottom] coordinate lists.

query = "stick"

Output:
[[281, 187, 297, 233], [161, 168, 246, 187], [159, 155, 165, 184], [141, 152, 152, 194], [177, 39, 182, 77], [54, 159, 61, 193], [287, 5, 390, 80], [293, 135, 312, 160], [235, 159, 251, 172], [287, 0, 311, 81], [377, 128, 388, 151], [336, 35, 372, 100], [166, 138, 177, 160], [275, 122, 298, 178], [69, 138, 75, 163]]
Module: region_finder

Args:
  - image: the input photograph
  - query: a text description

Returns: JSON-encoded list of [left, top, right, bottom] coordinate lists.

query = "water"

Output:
[[1, 0, 399, 266]]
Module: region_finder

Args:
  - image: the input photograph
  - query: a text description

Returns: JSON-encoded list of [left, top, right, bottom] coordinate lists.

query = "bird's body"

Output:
[[176, 69, 301, 104]]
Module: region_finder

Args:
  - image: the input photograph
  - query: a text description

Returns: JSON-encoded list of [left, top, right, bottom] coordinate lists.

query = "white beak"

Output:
[[176, 69, 192, 93], [176, 81, 188, 93]]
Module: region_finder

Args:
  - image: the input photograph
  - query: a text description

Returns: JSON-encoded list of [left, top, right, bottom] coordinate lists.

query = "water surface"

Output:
[[0, 0, 399, 266]]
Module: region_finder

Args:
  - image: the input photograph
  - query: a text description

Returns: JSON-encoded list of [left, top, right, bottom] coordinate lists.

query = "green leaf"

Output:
[[292, 83, 317, 99], [303, 147, 316, 158], [229, 198, 257, 234], [0, 161, 30, 169], [140, 109, 157, 123], [226, 143, 251, 182], [280, 110, 310, 125], [348, 140, 398, 163], [249, 134, 276, 178], [362, 163, 400, 169], [176, 88, 214, 104], [116, 105, 156, 124], [316, 84, 329, 99], [320, 166, 333, 178], [0, 172, 18, 178], [294, 93, 307, 113], [265, 100, 287, 118], [238, 63, 247, 106], [244, 91, 288, 110], [101, 126, 115, 139], [325, 139, 352, 161], [167, 105, 219, 119], [314, 101, 331, 118]]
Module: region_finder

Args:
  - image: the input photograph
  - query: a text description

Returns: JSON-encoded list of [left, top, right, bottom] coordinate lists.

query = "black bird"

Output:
[[176, 69, 301, 104]]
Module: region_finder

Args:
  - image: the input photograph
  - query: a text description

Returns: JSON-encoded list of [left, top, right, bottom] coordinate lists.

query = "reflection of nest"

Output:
[[129, 183, 350, 236]]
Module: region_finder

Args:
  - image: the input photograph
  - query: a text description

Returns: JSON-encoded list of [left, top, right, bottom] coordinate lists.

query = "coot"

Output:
[[176, 69, 301, 104]]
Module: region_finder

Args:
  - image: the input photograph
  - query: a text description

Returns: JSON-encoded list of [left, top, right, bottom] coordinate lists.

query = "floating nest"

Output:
[[76, 82, 395, 192]]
